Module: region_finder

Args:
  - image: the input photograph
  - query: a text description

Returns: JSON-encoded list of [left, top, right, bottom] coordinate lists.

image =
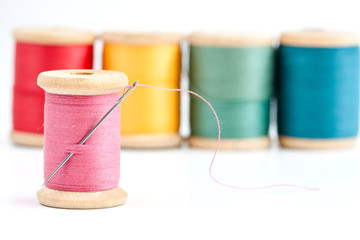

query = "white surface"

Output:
[[1, 0, 360, 239], [1, 141, 360, 239]]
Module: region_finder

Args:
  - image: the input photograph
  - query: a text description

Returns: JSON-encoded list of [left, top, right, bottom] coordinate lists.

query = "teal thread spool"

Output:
[[189, 33, 274, 149], [278, 31, 359, 149]]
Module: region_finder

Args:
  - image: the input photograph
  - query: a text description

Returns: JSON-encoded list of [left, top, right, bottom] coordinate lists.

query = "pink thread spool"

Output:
[[36, 69, 128, 209]]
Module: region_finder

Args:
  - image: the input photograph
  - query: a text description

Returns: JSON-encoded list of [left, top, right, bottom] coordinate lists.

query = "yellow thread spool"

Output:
[[102, 32, 183, 148]]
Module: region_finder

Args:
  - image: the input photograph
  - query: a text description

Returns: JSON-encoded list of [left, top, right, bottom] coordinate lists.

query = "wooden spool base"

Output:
[[189, 136, 270, 150], [37, 186, 127, 209], [279, 136, 357, 149], [10, 131, 43, 147], [121, 133, 182, 149]]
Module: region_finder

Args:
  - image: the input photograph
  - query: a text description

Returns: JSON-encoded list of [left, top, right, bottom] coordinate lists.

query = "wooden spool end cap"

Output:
[[279, 136, 357, 149], [10, 131, 44, 147], [102, 31, 184, 44], [189, 136, 271, 150], [37, 69, 129, 95], [280, 30, 359, 47], [190, 32, 274, 47], [37, 187, 127, 209], [13, 27, 95, 45], [121, 133, 182, 148]]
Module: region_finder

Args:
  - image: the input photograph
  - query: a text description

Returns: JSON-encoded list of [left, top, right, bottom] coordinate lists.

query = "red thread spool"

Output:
[[11, 28, 95, 147], [37, 70, 128, 209]]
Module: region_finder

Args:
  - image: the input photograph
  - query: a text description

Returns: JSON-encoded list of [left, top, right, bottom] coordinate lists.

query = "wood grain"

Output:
[[190, 32, 274, 47], [14, 27, 95, 45], [121, 133, 182, 148], [189, 136, 271, 150], [102, 32, 183, 44], [280, 30, 358, 47], [37, 69, 128, 95], [37, 187, 127, 209], [10, 131, 43, 147], [279, 136, 357, 149]]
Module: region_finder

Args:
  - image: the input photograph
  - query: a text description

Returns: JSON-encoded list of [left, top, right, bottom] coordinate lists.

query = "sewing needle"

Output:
[[42, 81, 138, 187]]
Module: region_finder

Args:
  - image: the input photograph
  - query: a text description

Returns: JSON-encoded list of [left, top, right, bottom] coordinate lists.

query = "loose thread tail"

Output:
[[126, 83, 319, 191]]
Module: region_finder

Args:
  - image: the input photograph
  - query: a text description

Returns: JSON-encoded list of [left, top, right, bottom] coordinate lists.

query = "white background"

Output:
[[1, 0, 360, 239]]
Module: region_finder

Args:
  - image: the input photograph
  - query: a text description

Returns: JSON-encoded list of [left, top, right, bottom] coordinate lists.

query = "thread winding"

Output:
[[44, 92, 120, 192], [13, 42, 93, 135], [189, 45, 274, 139], [103, 42, 181, 135], [277, 45, 359, 139]]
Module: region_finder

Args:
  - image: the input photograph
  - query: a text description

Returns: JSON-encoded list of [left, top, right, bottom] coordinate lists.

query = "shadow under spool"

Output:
[[11, 27, 95, 147], [188, 32, 274, 150], [278, 31, 359, 149], [102, 32, 184, 148], [37, 69, 128, 209]]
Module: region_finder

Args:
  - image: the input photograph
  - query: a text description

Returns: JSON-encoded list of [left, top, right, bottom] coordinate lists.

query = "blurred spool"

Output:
[[11, 27, 95, 147], [189, 32, 274, 150], [37, 69, 128, 209], [102, 32, 183, 148], [278, 30, 359, 149]]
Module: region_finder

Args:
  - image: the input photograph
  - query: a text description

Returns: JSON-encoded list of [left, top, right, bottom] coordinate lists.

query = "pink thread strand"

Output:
[[136, 83, 319, 191]]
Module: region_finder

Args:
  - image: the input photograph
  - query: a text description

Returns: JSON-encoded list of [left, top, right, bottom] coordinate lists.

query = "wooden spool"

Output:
[[279, 30, 358, 149], [189, 32, 273, 150], [102, 32, 183, 149], [102, 32, 183, 45], [37, 69, 128, 209], [190, 32, 274, 47], [11, 27, 95, 147], [13, 27, 95, 45], [280, 30, 358, 48]]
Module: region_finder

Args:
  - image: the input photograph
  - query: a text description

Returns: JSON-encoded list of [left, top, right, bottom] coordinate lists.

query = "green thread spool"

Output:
[[189, 33, 274, 149]]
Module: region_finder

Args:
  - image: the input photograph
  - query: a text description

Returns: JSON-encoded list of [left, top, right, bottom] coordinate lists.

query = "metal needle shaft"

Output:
[[42, 81, 139, 187]]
